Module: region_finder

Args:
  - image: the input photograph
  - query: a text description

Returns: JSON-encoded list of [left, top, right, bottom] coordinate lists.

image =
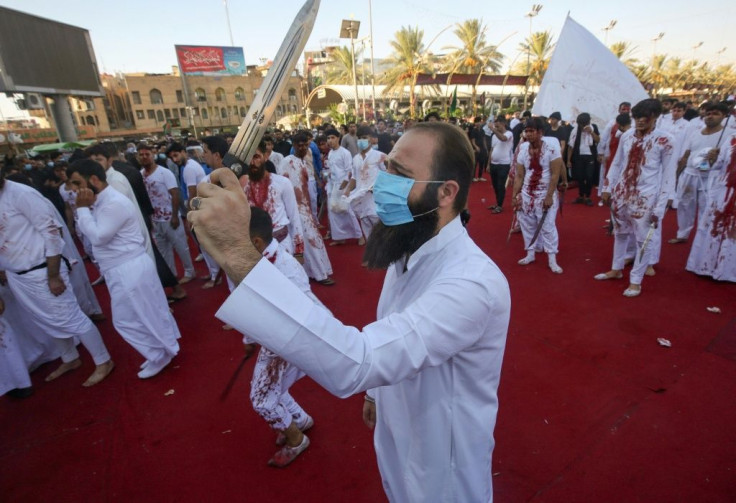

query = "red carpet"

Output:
[[1, 182, 734, 502]]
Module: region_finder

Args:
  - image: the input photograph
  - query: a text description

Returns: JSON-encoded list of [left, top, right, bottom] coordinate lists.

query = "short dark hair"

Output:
[[166, 142, 186, 155], [356, 125, 373, 137], [524, 117, 546, 131], [84, 143, 112, 159], [522, 111, 532, 118], [324, 128, 340, 138], [68, 159, 107, 183], [291, 132, 309, 144], [615, 113, 632, 127], [619, 101, 631, 109], [673, 101, 687, 110], [249, 206, 273, 244], [410, 122, 473, 214], [137, 143, 154, 152], [424, 111, 441, 122], [494, 115, 508, 124], [576, 113, 591, 127], [632, 99, 663, 119], [256, 140, 268, 153], [316, 135, 327, 144], [202, 135, 229, 158], [704, 102, 728, 114]]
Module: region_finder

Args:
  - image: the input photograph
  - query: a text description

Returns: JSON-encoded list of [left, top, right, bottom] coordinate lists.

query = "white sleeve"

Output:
[[654, 134, 678, 218], [162, 168, 178, 191], [217, 259, 494, 398], [606, 137, 626, 191], [76, 202, 128, 247], [549, 138, 562, 161], [17, 189, 65, 257]]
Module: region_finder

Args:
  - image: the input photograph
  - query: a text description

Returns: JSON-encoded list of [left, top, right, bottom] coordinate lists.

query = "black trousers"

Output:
[[475, 150, 488, 178], [490, 163, 511, 207], [572, 155, 596, 198]]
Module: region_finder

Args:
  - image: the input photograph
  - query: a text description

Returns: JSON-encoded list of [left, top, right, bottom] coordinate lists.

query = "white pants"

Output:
[[250, 348, 308, 431], [518, 194, 560, 254], [200, 248, 221, 281], [675, 171, 708, 239], [152, 220, 195, 278], [104, 254, 180, 364], [611, 203, 656, 285], [7, 268, 110, 365]]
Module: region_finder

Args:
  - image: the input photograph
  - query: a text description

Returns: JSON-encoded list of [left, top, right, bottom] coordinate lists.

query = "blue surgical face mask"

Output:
[[357, 139, 371, 151], [24, 163, 32, 171], [372, 170, 443, 226], [371, 144, 379, 150], [47, 161, 54, 168]]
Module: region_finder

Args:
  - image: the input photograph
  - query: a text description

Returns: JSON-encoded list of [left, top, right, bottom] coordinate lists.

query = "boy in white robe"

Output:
[[244, 207, 324, 467]]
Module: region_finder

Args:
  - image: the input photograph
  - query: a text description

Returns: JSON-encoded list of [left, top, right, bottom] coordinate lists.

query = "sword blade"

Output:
[[219, 353, 253, 401], [638, 223, 656, 261], [506, 211, 517, 244], [222, 0, 320, 171], [528, 209, 548, 248]]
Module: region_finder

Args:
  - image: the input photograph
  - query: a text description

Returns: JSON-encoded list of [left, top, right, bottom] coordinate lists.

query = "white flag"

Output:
[[532, 16, 649, 127]]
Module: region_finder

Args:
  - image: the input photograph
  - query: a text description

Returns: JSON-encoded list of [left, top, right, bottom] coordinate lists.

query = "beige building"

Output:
[[64, 66, 304, 139]]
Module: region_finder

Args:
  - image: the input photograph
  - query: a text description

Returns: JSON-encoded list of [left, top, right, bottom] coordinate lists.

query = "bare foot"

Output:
[[667, 238, 687, 244], [357, 237, 366, 246], [46, 358, 82, 382], [222, 324, 233, 330], [178, 276, 194, 284], [202, 280, 215, 289], [82, 360, 115, 387], [645, 266, 656, 276], [89, 312, 106, 322], [329, 240, 345, 247]]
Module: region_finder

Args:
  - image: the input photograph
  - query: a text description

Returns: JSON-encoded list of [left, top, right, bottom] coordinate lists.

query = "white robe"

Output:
[[277, 155, 333, 281], [217, 216, 510, 503], [686, 133, 736, 282], [77, 187, 180, 362], [326, 147, 362, 240]]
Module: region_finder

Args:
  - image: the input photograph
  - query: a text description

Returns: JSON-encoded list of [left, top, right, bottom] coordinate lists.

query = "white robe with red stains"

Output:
[[606, 127, 677, 284], [349, 149, 385, 238], [277, 155, 333, 281], [686, 133, 736, 282]]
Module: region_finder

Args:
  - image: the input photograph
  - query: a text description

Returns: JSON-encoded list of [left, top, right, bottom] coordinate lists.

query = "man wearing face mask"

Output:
[[188, 122, 511, 502], [346, 126, 385, 243]]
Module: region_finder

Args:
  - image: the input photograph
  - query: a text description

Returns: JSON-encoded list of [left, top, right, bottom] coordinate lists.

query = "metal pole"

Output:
[[523, 16, 531, 111], [350, 31, 360, 119], [369, 0, 376, 120], [224, 0, 235, 46], [361, 40, 367, 121], [49, 95, 78, 142]]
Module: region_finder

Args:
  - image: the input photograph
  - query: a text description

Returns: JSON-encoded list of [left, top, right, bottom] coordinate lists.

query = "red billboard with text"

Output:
[[175, 45, 246, 76]]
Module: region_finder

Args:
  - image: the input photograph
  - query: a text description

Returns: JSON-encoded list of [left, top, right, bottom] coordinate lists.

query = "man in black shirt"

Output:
[[376, 119, 394, 154]]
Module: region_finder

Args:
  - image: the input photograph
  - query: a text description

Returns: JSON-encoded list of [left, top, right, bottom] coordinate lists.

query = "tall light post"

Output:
[[340, 19, 361, 119], [716, 47, 727, 65], [651, 32, 665, 97], [523, 4, 542, 111], [223, 0, 234, 46], [602, 19, 617, 46], [691, 41, 703, 61], [368, 0, 377, 120]]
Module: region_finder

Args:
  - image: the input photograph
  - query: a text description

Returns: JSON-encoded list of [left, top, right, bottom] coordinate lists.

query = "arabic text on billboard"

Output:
[[175, 45, 246, 76]]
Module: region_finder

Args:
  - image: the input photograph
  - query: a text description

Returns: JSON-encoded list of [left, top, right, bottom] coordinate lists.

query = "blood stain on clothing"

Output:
[[711, 137, 736, 239]]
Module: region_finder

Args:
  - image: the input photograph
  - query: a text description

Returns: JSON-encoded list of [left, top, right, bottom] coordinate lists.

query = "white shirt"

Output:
[[76, 186, 145, 273], [0, 180, 65, 273], [509, 117, 521, 130], [142, 166, 178, 222], [181, 159, 206, 196], [327, 147, 354, 185], [683, 128, 726, 176], [59, 183, 77, 212], [217, 215, 510, 503], [243, 173, 304, 255], [351, 149, 385, 193], [105, 166, 154, 261], [517, 137, 562, 199], [568, 125, 595, 156], [606, 128, 677, 219], [269, 151, 285, 172], [489, 130, 513, 164], [659, 116, 692, 158]]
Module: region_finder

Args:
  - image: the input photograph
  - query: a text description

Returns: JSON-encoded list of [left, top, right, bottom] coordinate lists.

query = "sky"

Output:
[[1, 0, 734, 118]]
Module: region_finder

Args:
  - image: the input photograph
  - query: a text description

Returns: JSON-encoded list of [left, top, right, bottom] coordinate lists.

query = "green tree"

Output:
[[512, 30, 555, 107], [380, 26, 433, 119], [443, 18, 504, 115], [609, 41, 639, 71], [324, 46, 364, 85]]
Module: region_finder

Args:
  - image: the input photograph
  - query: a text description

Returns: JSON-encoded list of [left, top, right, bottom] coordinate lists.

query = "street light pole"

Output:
[[369, 0, 377, 120], [523, 4, 542, 112], [602, 19, 617, 46], [223, 0, 234, 46], [340, 19, 361, 119]]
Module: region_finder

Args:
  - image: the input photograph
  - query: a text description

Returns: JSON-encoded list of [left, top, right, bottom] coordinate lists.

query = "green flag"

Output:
[[450, 86, 458, 114]]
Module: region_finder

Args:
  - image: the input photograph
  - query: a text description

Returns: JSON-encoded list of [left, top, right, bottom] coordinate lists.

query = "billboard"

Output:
[[0, 7, 102, 96], [175, 46, 246, 76]]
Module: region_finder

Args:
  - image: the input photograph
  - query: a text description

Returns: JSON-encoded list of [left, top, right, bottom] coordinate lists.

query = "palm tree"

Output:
[[324, 46, 363, 85], [609, 41, 638, 71], [443, 19, 504, 114], [648, 54, 668, 97], [512, 30, 555, 106], [381, 26, 433, 118]]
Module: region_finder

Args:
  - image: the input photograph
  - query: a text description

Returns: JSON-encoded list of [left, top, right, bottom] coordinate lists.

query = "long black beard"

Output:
[[248, 166, 266, 182], [363, 185, 439, 270]]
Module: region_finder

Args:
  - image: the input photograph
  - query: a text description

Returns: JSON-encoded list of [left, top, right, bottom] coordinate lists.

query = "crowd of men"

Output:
[[1, 93, 735, 501]]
